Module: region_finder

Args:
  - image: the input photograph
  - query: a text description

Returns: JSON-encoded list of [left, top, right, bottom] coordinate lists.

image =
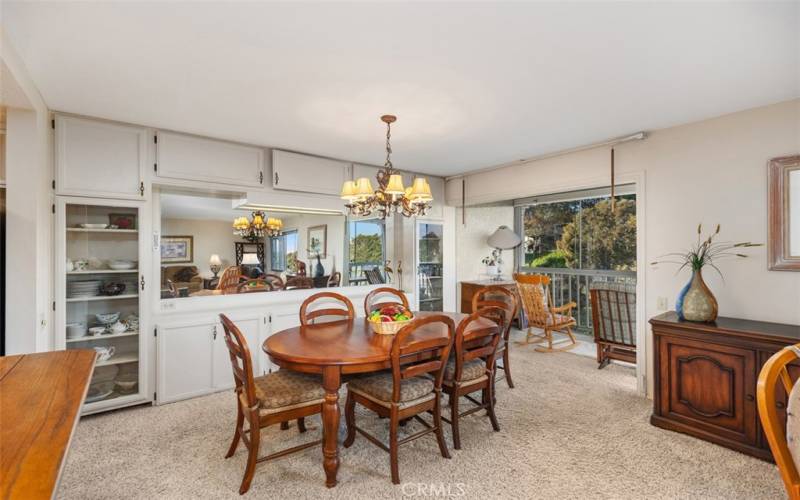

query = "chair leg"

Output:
[[239, 414, 260, 495], [389, 407, 400, 485], [280, 421, 289, 430], [343, 391, 356, 448], [433, 390, 451, 459], [503, 348, 514, 388], [297, 417, 307, 433], [225, 404, 244, 458], [486, 382, 500, 432], [450, 390, 461, 450]]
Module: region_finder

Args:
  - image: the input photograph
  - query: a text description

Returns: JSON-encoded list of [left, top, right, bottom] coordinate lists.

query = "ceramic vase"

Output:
[[676, 269, 718, 322], [314, 255, 324, 278]]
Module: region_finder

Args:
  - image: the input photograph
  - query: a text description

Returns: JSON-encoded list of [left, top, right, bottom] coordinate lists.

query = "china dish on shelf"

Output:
[[85, 381, 115, 403], [114, 373, 138, 395], [66, 322, 87, 339], [100, 282, 126, 296], [67, 280, 101, 298], [123, 314, 139, 332], [78, 223, 109, 229], [95, 312, 120, 325], [88, 326, 106, 336], [108, 260, 136, 270]]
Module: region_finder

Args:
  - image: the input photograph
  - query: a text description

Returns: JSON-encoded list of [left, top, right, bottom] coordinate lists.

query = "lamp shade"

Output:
[[209, 254, 222, 266], [355, 177, 374, 198], [241, 253, 260, 265], [384, 174, 405, 195], [409, 177, 433, 201], [487, 226, 521, 250], [340, 180, 357, 200]]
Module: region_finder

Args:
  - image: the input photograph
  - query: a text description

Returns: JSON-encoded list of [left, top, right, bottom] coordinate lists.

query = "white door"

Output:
[[272, 150, 350, 195], [155, 131, 264, 188], [213, 316, 261, 388], [157, 321, 214, 403], [54, 115, 147, 200]]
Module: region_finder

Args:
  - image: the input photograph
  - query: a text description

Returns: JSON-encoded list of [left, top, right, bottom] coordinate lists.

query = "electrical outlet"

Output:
[[656, 296, 669, 311]]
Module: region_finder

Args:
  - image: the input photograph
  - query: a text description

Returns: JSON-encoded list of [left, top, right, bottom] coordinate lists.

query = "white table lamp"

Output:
[[487, 226, 522, 280], [209, 254, 222, 278]]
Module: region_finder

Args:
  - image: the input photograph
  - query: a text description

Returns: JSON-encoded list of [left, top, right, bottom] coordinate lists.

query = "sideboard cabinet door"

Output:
[[55, 115, 147, 199], [212, 316, 261, 389], [660, 336, 757, 445], [157, 321, 215, 403], [156, 131, 264, 188]]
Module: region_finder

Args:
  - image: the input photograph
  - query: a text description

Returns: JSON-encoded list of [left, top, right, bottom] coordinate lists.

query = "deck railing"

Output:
[[347, 261, 383, 284], [518, 266, 637, 333]]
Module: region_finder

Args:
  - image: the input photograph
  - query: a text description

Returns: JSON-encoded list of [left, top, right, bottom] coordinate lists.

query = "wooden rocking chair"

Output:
[[513, 273, 578, 352]]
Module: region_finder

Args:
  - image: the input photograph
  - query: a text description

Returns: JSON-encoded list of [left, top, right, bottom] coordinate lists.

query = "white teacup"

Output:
[[110, 321, 127, 334], [93, 346, 115, 362]]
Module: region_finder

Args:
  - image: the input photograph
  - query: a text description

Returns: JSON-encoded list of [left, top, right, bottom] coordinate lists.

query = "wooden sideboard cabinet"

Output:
[[650, 312, 800, 461], [459, 280, 516, 314]]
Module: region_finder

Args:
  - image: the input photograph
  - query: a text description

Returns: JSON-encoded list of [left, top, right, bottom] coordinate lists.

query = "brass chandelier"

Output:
[[340, 115, 433, 219], [233, 211, 282, 242]]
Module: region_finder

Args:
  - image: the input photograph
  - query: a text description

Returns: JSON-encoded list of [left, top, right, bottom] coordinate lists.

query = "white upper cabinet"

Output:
[[155, 131, 264, 188], [55, 115, 147, 199], [272, 150, 350, 196]]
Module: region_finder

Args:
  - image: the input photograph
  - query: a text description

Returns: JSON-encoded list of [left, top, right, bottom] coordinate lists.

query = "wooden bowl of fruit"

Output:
[[367, 305, 414, 335]]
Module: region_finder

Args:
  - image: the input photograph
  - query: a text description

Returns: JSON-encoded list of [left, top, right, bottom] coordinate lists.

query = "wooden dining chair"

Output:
[[299, 291, 355, 326], [363, 287, 411, 316], [343, 315, 455, 484], [326, 272, 341, 288], [219, 314, 325, 494], [471, 286, 517, 388], [513, 273, 578, 352], [758, 345, 800, 499], [217, 266, 243, 292], [440, 308, 503, 450]]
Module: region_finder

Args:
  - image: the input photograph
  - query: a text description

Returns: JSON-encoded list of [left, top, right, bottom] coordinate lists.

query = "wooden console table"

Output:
[[650, 312, 800, 461], [459, 279, 516, 314], [1, 350, 96, 499]]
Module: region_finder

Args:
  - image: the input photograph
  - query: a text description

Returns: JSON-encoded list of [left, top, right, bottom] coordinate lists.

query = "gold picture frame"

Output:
[[768, 155, 800, 271]]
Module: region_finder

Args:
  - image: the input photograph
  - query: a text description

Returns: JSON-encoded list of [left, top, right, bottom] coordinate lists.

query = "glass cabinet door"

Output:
[[417, 222, 443, 311], [57, 200, 146, 412]]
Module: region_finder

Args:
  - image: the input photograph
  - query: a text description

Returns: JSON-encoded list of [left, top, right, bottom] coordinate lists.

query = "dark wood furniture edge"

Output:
[[650, 312, 800, 344], [649, 413, 772, 461]]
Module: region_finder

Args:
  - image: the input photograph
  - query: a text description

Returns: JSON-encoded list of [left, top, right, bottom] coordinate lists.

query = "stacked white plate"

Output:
[[67, 279, 101, 298]]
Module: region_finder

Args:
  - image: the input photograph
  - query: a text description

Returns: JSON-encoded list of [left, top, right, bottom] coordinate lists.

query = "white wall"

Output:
[[455, 205, 515, 284], [161, 218, 237, 277], [280, 213, 345, 275], [447, 98, 800, 396], [2, 32, 52, 354]]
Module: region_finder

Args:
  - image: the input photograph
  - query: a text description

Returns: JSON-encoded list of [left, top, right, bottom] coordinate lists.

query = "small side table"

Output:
[[203, 277, 220, 290]]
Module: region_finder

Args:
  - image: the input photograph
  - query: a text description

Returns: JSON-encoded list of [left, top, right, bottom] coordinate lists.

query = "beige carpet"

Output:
[[59, 333, 783, 499]]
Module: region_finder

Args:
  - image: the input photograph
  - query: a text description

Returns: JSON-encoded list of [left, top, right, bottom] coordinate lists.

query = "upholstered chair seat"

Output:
[[253, 370, 325, 413], [348, 372, 435, 408], [443, 358, 486, 383], [786, 381, 800, 472]]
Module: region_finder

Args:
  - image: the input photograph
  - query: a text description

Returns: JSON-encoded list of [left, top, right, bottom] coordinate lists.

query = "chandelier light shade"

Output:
[[233, 211, 282, 242], [341, 115, 434, 219]]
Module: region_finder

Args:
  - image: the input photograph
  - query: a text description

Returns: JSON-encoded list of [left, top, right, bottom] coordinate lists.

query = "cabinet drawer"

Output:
[[660, 336, 757, 444]]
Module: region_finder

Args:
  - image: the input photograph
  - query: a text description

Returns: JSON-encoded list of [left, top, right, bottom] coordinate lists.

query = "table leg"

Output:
[[322, 365, 341, 488]]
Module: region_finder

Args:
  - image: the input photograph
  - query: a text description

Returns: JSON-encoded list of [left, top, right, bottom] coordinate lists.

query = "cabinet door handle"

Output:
[[139, 181, 145, 196], [140, 276, 145, 291], [777, 401, 786, 409], [259, 171, 264, 184], [213, 325, 217, 340], [274, 172, 279, 185], [745, 394, 755, 402]]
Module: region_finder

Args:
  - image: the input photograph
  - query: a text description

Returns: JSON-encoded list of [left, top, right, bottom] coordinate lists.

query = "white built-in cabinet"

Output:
[[55, 197, 150, 415], [155, 131, 264, 188], [272, 150, 351, 196], [157, 313, 263, 404], [54, 115, 148, 200]]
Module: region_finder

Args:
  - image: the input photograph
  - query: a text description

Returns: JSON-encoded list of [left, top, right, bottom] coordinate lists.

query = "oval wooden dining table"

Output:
[[263, 310, 496, 487]]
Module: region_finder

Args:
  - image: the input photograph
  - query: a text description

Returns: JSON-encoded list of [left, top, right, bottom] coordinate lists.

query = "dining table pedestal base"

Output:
[[322, 366, 341, 488]]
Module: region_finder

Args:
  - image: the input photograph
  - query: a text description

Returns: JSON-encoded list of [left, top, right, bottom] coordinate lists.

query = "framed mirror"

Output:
[[768, 155, 800, 271]]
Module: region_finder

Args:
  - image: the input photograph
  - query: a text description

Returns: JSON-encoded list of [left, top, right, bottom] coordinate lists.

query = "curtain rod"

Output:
[[446, 131, 646, 181]]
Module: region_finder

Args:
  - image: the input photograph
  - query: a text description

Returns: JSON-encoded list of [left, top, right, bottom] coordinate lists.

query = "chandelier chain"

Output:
[[385, 120, 393, 170]]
